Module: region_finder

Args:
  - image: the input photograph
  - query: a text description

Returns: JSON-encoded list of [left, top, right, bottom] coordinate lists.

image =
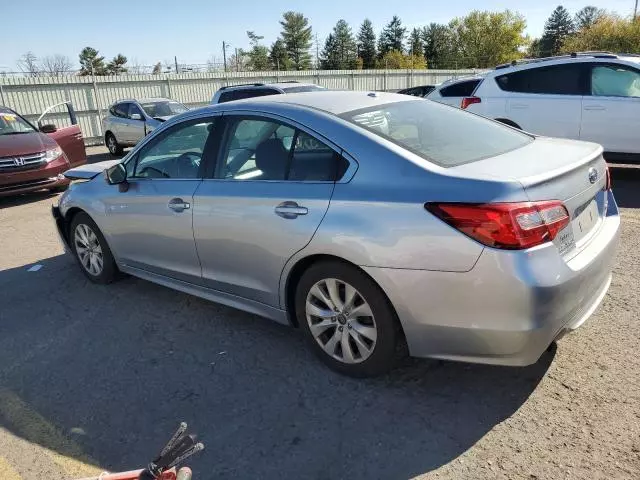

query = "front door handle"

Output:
[[275, 201, 308, 219], [584, 105, 606, 111], [168, 197, 190, 212]]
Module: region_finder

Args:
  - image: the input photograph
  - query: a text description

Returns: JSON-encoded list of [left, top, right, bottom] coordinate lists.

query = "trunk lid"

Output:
[[451, 137, 608, 258]]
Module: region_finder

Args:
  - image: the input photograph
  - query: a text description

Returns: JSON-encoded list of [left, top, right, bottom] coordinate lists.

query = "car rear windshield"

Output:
[[141, 101, 188, 117], [281, 85, 327, 93], [342, 100, 533, 167]]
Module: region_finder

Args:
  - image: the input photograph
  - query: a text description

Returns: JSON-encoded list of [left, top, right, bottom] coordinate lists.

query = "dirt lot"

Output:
[[0, 148, 639, 480]]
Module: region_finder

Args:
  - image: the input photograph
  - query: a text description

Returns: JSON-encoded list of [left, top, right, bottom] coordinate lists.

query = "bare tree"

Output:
[[42, 55, 73, 76], [128, 58, 145, 74], [18, 52, 40, 76]]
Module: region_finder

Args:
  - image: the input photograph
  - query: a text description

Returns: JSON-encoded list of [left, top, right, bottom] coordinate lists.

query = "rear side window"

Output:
[[591, 64, 640, 97], [439, 80, 481, 97], [496, 64, 585, 95], [343, 100, 533, 168], [113, 103, 129, 117]]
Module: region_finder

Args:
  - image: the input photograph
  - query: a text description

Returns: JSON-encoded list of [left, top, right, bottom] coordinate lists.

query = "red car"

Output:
[[0, 102, 86, 197]]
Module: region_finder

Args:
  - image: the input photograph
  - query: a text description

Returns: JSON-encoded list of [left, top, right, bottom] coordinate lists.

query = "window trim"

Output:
[[495, 63, 589, 96], [208, 111, 356, 183], [124, 115, 220, 181], [587, 62, 640, 98]]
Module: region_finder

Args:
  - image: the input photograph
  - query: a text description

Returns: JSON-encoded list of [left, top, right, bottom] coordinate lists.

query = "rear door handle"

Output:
[[584, 105, 606, 111], [275, 201, 308, 219], [168, 197, 190, 212]]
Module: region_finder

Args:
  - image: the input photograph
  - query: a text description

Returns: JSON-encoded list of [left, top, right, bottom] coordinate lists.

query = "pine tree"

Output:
[[279, 11, 313, 70], [378, 16, 406, 57], [321, 19, 357, 69], [246, 31, 270, 71], [269, 39, 291, 70], [408, 28, 423, 58], [422, 23, 457, 69], [540, 6, 575, 56], [357, 19, 377, 69], [575, 6, 605, 30], [106, 54, 128, 75], [78, 47, 106, 76]]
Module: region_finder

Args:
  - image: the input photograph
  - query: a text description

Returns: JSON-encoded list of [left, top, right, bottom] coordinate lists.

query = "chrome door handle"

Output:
[[584, 105, 606, 111], [275, 201, 308, 219], [168, 198, 190, 212]]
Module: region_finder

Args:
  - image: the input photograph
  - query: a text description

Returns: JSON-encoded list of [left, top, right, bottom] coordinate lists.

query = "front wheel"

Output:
[[69, 212, 119, 284], [296, 261, 402, 377]]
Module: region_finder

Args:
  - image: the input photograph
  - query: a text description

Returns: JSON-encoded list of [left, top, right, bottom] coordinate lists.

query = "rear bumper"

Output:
[[0, 156, 70, 197], [364, 190, 620, 366]]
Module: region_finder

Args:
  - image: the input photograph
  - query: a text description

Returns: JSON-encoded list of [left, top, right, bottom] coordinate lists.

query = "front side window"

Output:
[[344, 100, 533, 168], [114, 103, 129, 118], [0, 108, 36, 135], [128, 103, 144, 119], [591, 64, 640, 97], [132, 118, 215, 179], [497, 64, 585, 95], [219, 117, 346, 181]]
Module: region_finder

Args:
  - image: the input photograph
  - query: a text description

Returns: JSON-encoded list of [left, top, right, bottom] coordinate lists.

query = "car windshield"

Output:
[[342, 100, 533, 167], [281, 85, 327, 93], [0, 109, 36, 135], [140, 101, 188, 118]]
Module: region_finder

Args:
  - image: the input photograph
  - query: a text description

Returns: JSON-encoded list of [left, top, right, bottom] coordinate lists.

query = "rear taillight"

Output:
[[425, 201, 570, 250], [605, 164, 612, 190], [461, 96, 481, 109]]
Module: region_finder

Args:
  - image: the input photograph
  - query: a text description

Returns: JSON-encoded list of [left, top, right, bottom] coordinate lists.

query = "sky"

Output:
[[1, 0, 636, 71]]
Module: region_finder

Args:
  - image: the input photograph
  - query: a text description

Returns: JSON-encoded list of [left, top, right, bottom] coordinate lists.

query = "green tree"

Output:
[[279, 11, 313, 70], [539, 6, 575, 56], [78, 47, 106, 75], [377, 50, 426, 69], [422, 23, 458, 68], [269, 39, 291, 70], [575, 6, 606, 30], [450, 10, 528, 68], [106, 54, 128, 75], [528, 38, 543, 58], [357, 19, 377, 69], [378, 16, 406, 57], [246, 31, 270, 71], [321, 19, 357, 69], [563, 14, 640, 53], [408, 27, 424, 58]]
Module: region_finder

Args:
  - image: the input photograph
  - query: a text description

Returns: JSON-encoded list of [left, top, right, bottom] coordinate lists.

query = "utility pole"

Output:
[[315, 34, 320, 69], [235, 48, 239, 72], [635, 0, 638, 20], [174, 56, 179, 74], [222, 41, 228, 72]]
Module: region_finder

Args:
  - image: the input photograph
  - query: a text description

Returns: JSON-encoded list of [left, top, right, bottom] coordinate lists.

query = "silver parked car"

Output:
[[53, 91, 620, 377], [102, 98, 188, 155]]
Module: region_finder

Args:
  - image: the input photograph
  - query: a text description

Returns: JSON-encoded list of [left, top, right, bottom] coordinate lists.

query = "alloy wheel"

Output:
[[74, 223, 104, 276], [107, 136, 117, 154], [305, 278, 377, 364]]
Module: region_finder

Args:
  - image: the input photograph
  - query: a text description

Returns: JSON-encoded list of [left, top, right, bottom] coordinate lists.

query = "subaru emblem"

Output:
[[588, 167, 598, 184]]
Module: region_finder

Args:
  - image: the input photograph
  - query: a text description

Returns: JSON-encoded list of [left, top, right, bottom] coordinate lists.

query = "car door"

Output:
[[125, 103, 147, 145], [109, 102, 131, 144], [37, 102, 87, 167], [193, 114, 348, 308], [100, 115, 219, 284], [580, 62, 640, 154], [497, 63, 587, 139]]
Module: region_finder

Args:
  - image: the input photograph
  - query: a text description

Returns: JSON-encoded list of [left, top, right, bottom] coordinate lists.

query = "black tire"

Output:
[[69, 212, 119, 284], [105, 132, 124, 156], [295, 260, 402, 377]]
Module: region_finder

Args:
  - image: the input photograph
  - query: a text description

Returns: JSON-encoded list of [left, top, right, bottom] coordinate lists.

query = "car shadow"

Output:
[[0, 254, 554, 479], [86, 149, 119, 165], [609, 164, 640, 209], [0, 190, 59, 209]]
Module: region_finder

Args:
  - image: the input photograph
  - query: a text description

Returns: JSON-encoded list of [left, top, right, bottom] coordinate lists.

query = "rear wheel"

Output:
[[296, 261, 401, 377], [105, 132, 124, 156], [69, 212, 119, 284]]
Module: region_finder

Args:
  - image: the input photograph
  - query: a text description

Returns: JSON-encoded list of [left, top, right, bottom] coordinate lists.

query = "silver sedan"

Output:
[[53, 91, 620, 377]]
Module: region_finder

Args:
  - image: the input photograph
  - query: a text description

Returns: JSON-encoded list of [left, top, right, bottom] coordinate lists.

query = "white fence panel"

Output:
[[0, 69, 479, 145]]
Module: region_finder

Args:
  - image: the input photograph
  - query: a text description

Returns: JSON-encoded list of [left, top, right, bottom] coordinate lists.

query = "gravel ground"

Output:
[[0, 149, 638, 479]]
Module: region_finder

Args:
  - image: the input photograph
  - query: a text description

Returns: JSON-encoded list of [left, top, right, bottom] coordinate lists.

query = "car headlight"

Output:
[[43, 146, 63, 162]]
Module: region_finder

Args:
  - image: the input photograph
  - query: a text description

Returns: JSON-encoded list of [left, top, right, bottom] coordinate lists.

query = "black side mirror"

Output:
[[105, 163, 129, 191], [40, 124, 57, 133]]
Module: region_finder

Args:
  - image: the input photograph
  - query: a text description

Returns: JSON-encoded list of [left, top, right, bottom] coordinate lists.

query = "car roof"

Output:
[[493, 52, 640, 73], [114, 97, 173, 104], [217, 82, 319, 92], [205, 90, 414, 116]]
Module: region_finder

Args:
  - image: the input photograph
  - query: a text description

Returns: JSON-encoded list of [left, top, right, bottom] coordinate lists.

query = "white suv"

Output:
[[431, 53, 640, 160]]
